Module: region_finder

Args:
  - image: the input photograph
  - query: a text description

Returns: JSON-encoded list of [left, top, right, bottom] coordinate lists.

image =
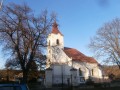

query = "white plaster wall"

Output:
[[52, 65, 62, 75], [51, 64, 72, 84], [72, 61, 103, 81], [47, 33, 64, 48], [52, 64, 72, 75], [45, 70, 53, 86], [64, 65, 71, 75], [46, 59, 103, 85], [47, 46, 72, 66]]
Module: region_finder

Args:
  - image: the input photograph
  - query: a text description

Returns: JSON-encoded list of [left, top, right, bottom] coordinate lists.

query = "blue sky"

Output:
[[0, 0, 120, 68]]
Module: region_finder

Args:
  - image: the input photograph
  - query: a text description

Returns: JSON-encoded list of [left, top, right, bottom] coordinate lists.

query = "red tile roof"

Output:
[[64, 47, 98, 63], [51, 21, 63, 36]]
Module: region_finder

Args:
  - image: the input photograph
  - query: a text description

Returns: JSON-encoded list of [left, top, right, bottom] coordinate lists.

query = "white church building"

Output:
[[45, 22, 103, 86]]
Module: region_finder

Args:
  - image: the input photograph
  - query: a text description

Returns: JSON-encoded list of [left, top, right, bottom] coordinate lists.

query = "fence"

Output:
[[51, 75, 85, 86]]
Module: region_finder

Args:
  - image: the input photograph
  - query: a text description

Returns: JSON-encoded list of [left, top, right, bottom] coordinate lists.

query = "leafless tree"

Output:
[[0, 0, 4, 10], [89, 18, 120, 69], [0, 3, 55, 82]]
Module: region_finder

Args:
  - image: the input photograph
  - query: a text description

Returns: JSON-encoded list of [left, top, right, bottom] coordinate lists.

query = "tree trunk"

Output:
[[22, 70, 29, 83]]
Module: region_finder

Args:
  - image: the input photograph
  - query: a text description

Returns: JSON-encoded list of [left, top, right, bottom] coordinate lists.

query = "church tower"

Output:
[[47, 21, 64, 48], [46, 21, 64, 68]]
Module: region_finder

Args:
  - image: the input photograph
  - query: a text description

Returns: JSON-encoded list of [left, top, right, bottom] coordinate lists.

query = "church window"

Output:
[[48, 59, 51, 64], [56, 39, 59, 45], [79, 68, 82, 76], [49, 50, 50, 53], [91, 69, 94, 76], [49, 40, 50, 46]]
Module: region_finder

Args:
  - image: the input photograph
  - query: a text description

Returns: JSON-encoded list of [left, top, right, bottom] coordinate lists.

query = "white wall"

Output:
[[73, 62, 103, 79], [47, 33, 64, 48]]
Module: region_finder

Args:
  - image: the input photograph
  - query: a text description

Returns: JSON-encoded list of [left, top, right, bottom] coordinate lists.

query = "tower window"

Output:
[[91, 69, 94, 76], [79, 68, 82, 76], [49, 50, 50, 53], [56, 39, 59, 45], [48, 59, 50, 62], [48, 59, 51, 64], [49, 40, 50, 46]]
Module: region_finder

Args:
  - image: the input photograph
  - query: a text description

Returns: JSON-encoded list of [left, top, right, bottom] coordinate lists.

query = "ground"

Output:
[[28, 82, 120, 90]]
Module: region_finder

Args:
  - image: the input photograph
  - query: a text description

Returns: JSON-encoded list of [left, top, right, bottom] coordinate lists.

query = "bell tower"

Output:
[[46, 21, 64, 68], [47, 21, 64, 48]]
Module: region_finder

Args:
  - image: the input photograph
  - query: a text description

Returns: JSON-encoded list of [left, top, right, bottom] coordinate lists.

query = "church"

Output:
[[45, 22, 103, 86]]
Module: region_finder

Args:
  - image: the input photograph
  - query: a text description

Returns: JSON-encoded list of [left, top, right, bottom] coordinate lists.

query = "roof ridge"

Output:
[[64, 47, 98, 63]]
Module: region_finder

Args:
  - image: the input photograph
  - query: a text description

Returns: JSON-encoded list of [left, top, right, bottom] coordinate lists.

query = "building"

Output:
[[45, 22, 103, 87]]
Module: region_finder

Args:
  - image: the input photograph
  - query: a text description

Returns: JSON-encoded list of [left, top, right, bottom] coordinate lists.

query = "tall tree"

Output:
[[89, 18, 120, 69], [0, 0, 4, 10], [0, 3, 55, 82]]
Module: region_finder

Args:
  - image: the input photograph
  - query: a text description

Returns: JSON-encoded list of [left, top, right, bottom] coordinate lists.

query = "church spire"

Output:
[[51, 21, 63, 36]]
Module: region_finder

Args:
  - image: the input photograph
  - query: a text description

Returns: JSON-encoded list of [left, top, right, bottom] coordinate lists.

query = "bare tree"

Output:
[[0, 3, 55, 82], [89, 18, 120, 69], [0, 0, 4, 10], [5, 59, 20, 69]]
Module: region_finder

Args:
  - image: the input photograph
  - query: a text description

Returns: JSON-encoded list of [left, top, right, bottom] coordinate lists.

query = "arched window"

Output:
[[48, 59, 50, 62], [49, 50, 50, 53], [48, 59, 51, 64], [91, 69, 94, 76], [79, 68, 82, 76], [49, 40, 50, 46], [56, 39, 59, 45]]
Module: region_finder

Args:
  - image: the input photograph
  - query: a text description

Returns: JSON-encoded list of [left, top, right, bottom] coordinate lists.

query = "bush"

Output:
[[28, 78, 37, 83], [86, 78, 94, 85]]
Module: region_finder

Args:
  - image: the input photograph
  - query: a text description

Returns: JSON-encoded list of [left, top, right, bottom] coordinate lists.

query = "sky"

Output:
[[0, 0, 120, 68]]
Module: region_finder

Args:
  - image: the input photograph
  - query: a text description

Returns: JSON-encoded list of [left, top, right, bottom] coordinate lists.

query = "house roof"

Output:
[[51, 21, 63, 36], [64, 47, 98, 63]]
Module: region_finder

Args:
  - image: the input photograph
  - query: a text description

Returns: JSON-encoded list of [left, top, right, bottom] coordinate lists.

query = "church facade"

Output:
[[45, 22, 103, 86]]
